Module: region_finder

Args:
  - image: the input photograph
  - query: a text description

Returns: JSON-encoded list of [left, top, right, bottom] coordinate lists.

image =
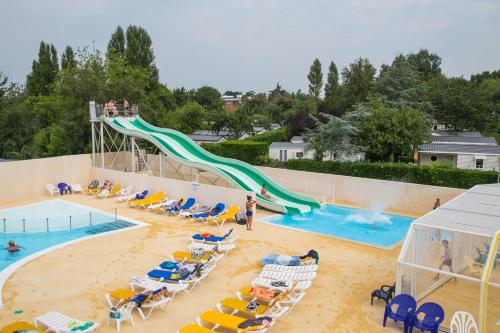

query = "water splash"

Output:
[[345, 202, 392, 225]]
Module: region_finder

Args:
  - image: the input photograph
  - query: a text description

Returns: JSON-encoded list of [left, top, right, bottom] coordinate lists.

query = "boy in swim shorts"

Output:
[[246, 195, 256, 231]]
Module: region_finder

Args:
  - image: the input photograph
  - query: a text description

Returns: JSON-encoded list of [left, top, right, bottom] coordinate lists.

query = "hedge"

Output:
[[283, 159, 498, 189], [244, 128, 287, 143], [202, 140, 268, 165]]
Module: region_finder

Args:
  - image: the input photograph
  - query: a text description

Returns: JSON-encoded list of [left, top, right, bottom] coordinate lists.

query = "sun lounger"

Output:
[[192, 228, 238, 245], [196, 310, 271, 333], [148, 265, 215, 291], [130, 275, 189, 295], [98, 183, 122, 199], [148, 198, 175, 211], [205, 205, 240, 226], [168, 197, 197, 215], [46, 184, 59, 196], [147, 269, 192, 281], [106, 302, 135, 331], [128, 191, 165, 209], [259, 271, 316, 281], [237, 282, 305, 306], [70, 184, 82, 193], [34, 311, 98, 333], [251, 277, 312, 291], [180, 205, 211, 218], [177, 323, 216, 333], [170, 250, 221, 264], [193, 203, 225, 222], [188, 242, 235, 255], [1, 321, 49, 333], [130, 287, 172, 320], [217, 297, 289, 319], [262, 264, 318, 273]]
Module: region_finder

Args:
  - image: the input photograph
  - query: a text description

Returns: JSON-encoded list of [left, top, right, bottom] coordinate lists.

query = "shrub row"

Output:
[[283, 159, 498, 189], [201, 140, 269, 165], [244, 128, 287, 143]]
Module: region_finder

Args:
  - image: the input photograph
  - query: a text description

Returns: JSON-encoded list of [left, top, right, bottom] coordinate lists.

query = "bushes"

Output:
[[202, 140, 268, 165], [283, 159, 498, 189], [245, 128, 287, 143]]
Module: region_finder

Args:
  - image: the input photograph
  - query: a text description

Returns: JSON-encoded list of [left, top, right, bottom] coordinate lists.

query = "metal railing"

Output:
[[0, 209, 118, 233]]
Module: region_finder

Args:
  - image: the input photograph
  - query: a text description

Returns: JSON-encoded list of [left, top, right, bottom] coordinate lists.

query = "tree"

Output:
[[107, 26, 126, 61], [324, 61, 339, 106], [125, 25, 158, 83], [406, 49, 441, 81], [176, 102, 206, 134], [269, 82, 286, 100], [194, 86, 221, 111], [340, 58, 376, 110], [307, 58, 323, 113], [26, 41, 59, 96], [374, 55, 431, 111], [61, 46, 76, 70], [304, 114, 360, 161], [226, 105, 254, 138], [356, 97, 430, 161], [285, 101, 315, 138]]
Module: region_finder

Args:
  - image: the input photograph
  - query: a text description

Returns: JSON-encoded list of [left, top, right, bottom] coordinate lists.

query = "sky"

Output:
[[0, 0, 499, 93]]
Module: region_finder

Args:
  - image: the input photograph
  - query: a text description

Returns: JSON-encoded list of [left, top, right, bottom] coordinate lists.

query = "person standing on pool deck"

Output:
[[434, 240, 454, 280], [246, 195, 256, 231]]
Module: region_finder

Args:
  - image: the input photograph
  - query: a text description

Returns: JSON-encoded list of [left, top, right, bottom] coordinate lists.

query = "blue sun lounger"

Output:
[[192, 228, 234, 243], [168, 197, 196, 214], [158, 261, 194, 271], [147, 269, 190, 281], [193, 203, 225, 220]]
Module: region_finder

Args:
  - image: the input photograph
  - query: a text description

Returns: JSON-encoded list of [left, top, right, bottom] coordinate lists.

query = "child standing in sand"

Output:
[[246, 195, 256, 231]]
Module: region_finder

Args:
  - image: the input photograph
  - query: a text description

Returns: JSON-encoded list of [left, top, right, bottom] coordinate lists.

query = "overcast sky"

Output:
[[1, 0, 499, 93]]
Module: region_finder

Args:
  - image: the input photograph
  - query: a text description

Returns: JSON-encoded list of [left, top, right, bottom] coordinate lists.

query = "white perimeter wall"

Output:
[[91, 167, 254, 214], [0, 154, 92, 203], [258, 166, 465, 215]]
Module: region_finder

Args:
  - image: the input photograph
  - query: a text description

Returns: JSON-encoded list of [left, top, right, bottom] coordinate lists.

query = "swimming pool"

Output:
[[262, 204, 415, 248], [0, 200, 146, 271]]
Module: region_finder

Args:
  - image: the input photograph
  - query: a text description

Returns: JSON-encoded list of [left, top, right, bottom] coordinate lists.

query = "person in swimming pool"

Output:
[[245, 195, 256, 231], [5, 240, 22, 252]]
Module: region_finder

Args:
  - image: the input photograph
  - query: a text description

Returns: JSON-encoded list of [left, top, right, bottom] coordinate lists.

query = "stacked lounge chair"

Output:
[[177, 251, 318, 333]]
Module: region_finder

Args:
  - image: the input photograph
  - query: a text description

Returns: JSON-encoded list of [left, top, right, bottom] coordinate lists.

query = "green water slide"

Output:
[[103, 116, 320, 214]]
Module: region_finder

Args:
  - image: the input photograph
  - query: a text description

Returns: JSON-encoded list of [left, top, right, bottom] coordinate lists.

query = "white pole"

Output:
[[100, 121, 104, 168], [159, 152, 163, 177], [91, 123, 96, 166], [131, 137, 136, 173]]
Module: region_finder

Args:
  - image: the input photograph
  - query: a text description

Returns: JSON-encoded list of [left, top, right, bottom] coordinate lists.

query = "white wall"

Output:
[[0, 154, 92, 203], [269, 148, 314, 161], [91, 167, 254, 213], [258, 166, 465, 215]]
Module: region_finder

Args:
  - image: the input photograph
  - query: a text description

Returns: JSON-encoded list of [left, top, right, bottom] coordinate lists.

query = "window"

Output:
[[279, 150, 283, 162], [475, 158, 484, 169], [296, 152, 304, 158], [430, 155, 438, 162], [284, 150, 288, 161]]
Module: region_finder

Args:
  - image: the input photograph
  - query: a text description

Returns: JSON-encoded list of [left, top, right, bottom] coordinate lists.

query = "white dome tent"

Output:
[[396, 184, 500, 332]]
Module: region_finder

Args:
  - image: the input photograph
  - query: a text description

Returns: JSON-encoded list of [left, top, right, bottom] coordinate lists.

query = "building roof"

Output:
[[431, 131, 482, 137], [192, 130, 232, 137], [0, 159, 11, 163], [412, 184, 500, 237], [269, 142, 306, 149], [430, 136, 497, 145], [188, 134, 225, 142], [419, 144, 500, 155], [253, 127, 266, 132], [290, 136, 305, 143]]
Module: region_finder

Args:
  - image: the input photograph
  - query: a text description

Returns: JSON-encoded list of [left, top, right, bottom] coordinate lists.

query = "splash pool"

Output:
[[262, 204, 415, 248]]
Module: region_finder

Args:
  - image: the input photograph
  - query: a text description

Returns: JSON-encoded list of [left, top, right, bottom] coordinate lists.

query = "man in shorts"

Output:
[[434, 240, 454, 280]]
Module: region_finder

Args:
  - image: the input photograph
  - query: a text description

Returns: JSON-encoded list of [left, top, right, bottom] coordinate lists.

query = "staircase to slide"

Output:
[[102, 116, 320, 214]]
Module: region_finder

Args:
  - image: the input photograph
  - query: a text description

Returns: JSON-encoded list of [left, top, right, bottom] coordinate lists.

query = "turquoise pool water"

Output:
[[0, 200, 138, 271], [263, 204, 415, 248]]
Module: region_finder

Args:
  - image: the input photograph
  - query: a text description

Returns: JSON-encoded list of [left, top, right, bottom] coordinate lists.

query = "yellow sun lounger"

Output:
[[1, 321, 49, 333], [171, 250, 217, 264], [198, 310, 268, 332], [128, 192, 165, 208], [206, 205, 240, 227], [238, 281, 302, 304], [98, 183, 122, 198], [178, 323, 215, 333], [219, 297, 269, 316]]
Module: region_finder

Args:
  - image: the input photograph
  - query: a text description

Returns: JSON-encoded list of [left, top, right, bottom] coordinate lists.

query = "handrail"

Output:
[[96, 103, 139, 118]]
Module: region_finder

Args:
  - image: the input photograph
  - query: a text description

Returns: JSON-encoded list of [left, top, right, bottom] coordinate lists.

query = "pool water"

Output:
[[0, 200, 139, 271], [263, 204, 415, 248]]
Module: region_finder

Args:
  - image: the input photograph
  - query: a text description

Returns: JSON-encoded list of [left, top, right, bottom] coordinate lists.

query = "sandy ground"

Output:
[[0, 194, 416, 333]]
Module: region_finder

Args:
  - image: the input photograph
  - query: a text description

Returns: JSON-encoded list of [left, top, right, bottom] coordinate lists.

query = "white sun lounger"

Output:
[[136, 294, 172, 320], [187, 242, 236, 255], [46, 184, 59, 196], [117, 191, 140, 203], [70, 184, 83, 193], [130, 275, 190, 296], [147, 198, 176, 211], [258, 271, 317, 281], [263, 264, 318, 273], [251, 277, 312, 291], [34, 311, 98, 333]]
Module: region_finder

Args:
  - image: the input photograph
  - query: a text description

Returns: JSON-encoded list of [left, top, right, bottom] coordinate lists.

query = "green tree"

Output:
[[307, 58, 323, 113], [324, 61, 339, 106], [285, 101, 315, 138], [339, 57, 376, 110], [107, 26, 126, 61], [356, 97, 430, 161], [269, 82, 286, 101], [194, 86, 221, 111], [26, 41, 59, 96], [125, 25, 159, 83], [304, 114, 360, 161], [61, 46, 76, 70], [176, 102, 206, 134], [406, 49, 442, 81]]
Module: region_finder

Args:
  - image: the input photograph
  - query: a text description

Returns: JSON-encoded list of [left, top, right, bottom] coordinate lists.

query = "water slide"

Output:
[[102, 116, 320, 214]]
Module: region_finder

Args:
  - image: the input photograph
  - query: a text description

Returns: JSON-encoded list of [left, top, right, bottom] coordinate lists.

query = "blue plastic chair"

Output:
[[383, 294, 416, 333], [409, 302, 444, 333]]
